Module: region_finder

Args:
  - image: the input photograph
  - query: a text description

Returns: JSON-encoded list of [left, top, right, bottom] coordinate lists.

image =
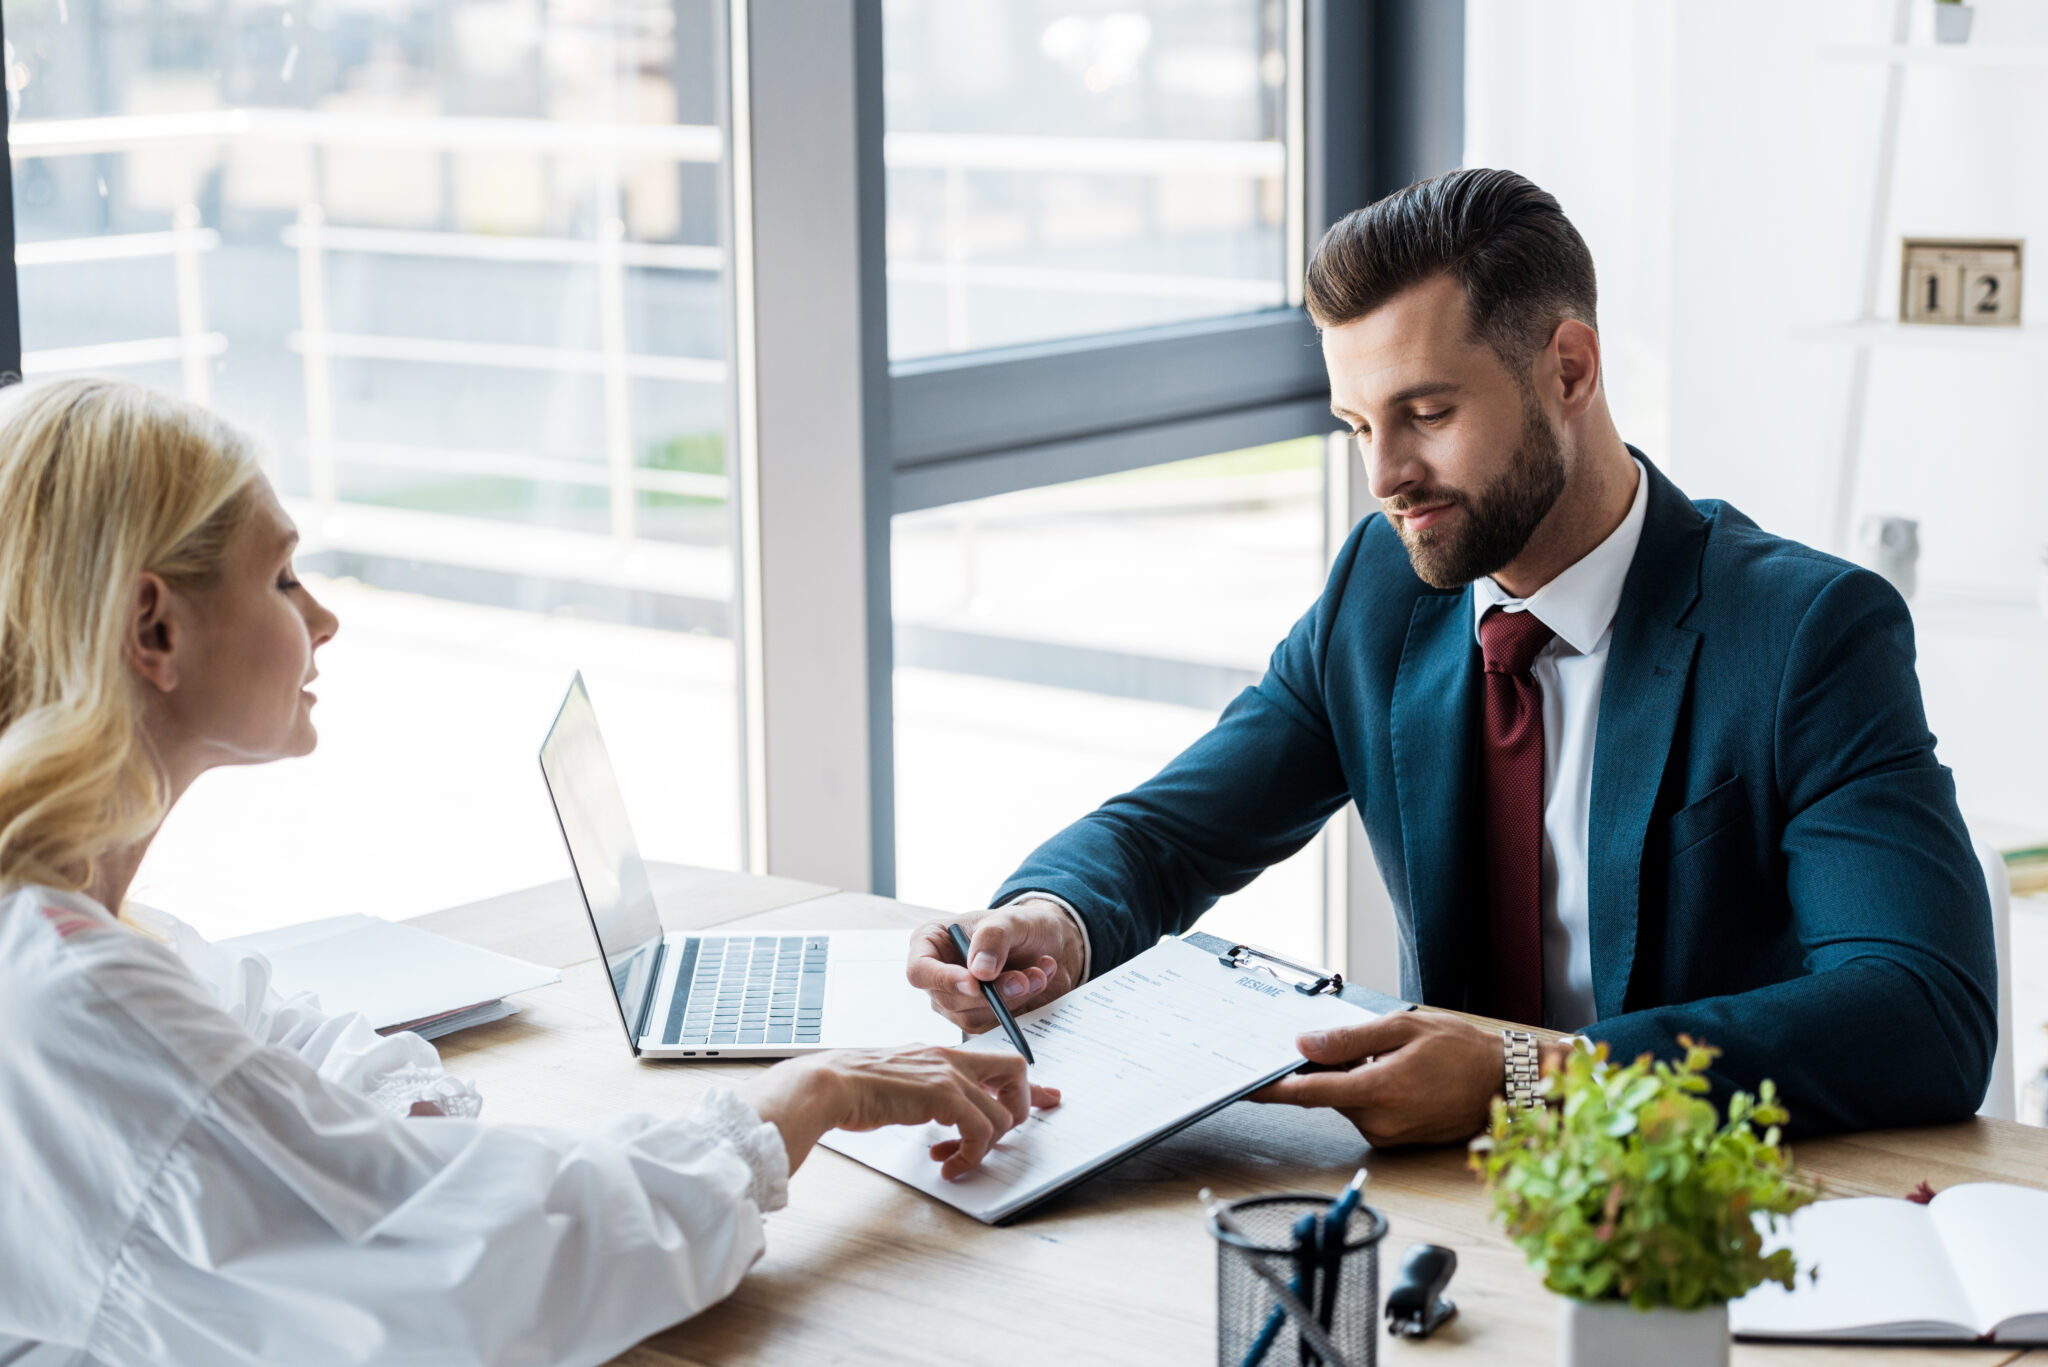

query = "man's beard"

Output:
[[1386, 394, 1567, 590]]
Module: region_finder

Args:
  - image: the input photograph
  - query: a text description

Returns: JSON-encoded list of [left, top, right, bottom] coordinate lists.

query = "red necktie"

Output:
[[1478, 606, 1555, 1026]]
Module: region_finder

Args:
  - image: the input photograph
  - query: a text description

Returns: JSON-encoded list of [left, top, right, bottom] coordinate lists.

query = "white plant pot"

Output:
[[1933, 3, 1974, 43], [1558, 1298, 1728, 1367]]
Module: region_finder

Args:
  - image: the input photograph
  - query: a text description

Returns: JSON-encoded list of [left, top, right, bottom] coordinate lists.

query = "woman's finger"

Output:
[[939, 1097, 996, 1179], [958, 1071, 1020, 1148], [976, 1057, 1033, 1127], [948, 1046, 1030, 1093], [946, 1048, 1037, 1122]]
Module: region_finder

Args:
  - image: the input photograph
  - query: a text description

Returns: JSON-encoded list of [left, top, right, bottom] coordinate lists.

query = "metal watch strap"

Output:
[[1501, 1029, 1541, 1111]]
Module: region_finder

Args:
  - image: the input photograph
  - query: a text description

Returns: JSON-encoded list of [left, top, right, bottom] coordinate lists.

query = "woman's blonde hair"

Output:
[[0, 377, 262, 896]]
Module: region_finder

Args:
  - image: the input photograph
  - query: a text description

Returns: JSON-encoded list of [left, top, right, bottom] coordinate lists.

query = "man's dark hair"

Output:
[[1303, 168, 1598, 372]]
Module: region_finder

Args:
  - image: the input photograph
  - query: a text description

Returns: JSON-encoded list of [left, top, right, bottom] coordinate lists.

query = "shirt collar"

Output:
[[1470, 457, 1649, 656]]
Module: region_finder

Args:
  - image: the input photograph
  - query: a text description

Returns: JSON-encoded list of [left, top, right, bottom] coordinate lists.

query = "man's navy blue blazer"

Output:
[[995, 454, 1997, 1135]]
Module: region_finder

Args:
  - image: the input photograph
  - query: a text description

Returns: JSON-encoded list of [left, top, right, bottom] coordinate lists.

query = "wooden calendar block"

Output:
[[1962, 261, 2021, 325], [1903, 261, 1963, 323], [1900, 238, 2023, 326]]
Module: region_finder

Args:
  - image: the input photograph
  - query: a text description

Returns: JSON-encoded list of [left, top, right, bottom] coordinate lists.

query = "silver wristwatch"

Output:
[[1502, 1029, 1541, 1111]]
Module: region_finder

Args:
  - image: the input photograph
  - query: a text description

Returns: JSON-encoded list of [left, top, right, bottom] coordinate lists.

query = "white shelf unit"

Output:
[[1794, 321, 2048, 354], [1794, 2, 2044, 555], [1814, 14, 2048, 1126], [1797, 5, 2048, 873]]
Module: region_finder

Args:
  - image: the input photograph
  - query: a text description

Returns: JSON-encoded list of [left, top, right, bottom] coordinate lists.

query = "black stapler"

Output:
[[1384, 1243, 1458, 1339]]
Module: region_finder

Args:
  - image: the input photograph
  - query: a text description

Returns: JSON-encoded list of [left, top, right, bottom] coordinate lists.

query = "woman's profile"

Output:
[[0, 376, 1057, 1367]]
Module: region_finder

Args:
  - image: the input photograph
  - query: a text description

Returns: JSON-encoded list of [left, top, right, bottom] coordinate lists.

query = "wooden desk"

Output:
[[416, 864, 2048, 1367]]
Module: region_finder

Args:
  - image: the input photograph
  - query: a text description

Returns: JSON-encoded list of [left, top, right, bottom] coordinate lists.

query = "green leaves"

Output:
[[1468, 1037, 1819, 1310]]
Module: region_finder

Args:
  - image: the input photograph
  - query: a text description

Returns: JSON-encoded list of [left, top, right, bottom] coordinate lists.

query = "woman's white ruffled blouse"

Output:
[[0, 885, 789, 1367]]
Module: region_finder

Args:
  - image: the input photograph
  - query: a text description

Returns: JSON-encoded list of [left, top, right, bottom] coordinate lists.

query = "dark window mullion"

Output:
[[890, 308, 1325, 470], [0, 1, 22, 382]]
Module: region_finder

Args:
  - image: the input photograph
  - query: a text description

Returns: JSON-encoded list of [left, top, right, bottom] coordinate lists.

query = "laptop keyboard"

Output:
[[663, 934, 828, 1047]]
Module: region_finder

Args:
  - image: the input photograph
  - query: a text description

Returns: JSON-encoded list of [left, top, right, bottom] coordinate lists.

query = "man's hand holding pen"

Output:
[[905, 899, 1085, 1033]]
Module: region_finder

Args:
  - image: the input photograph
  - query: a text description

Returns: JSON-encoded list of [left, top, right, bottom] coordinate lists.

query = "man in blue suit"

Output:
[[906, 169, 1996, 1142]]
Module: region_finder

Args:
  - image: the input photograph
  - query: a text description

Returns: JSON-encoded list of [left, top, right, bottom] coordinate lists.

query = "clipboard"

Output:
[[1182, 931, 1414, 1019], [823, 933, 1416, 1224]]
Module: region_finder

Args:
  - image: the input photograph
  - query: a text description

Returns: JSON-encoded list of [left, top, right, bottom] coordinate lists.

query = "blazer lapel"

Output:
[[1587, 455, 1705, 1020], [1390, 589, 1482, 1008]]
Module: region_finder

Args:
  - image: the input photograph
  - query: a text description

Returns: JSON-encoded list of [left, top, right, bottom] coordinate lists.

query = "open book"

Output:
[[822, 933, 1392, 1223], [1731, 1183, 2048, 1344]]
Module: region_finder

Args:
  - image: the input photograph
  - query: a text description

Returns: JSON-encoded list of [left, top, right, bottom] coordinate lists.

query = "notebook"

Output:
[[821, 931, 1406, 1224], [1731, 1182, 2048, 1344], [223, 914, 561, 1040]]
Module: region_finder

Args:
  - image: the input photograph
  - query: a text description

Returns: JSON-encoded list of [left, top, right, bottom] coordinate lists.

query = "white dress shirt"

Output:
[[0, 884, 789, 1367], [1470, 458, 1648, 1031]]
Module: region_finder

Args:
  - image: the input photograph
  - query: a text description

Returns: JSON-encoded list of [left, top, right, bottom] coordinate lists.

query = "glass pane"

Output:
[[892, 437, 1329, 965], [9, 0, 740, 937], [882, 0, 1291, 360]]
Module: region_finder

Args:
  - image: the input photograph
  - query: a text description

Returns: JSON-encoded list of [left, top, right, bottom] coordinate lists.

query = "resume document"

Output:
[[823, 935, 1377, 1223]]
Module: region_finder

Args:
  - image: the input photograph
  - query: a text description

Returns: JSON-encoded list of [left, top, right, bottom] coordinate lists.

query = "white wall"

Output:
[[1465, 0, 1677, 464], [1466, 0, 2048, 831]]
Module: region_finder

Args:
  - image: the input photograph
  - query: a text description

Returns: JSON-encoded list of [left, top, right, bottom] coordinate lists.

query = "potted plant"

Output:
[[1469, 1037, 1817, 1367]]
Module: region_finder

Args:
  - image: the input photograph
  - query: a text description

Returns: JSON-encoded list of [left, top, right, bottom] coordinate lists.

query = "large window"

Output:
[[7, 0, 742, 936], [0, 1, 1460, 983], [882, 0, 1295, 359]]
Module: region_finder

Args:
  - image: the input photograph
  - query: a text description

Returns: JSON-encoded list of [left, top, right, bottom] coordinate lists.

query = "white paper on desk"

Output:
[[222, 914, 560, 1035], [822, 935, 1375, 1224]]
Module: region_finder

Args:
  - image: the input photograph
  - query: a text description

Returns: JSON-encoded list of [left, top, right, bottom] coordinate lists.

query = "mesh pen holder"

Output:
[[1210, 1193, 1388, 1367]]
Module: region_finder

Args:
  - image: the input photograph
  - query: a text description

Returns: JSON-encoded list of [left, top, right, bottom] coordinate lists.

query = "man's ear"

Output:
[[126, 572, 180, 694], [1550, 319, 1602, 420]]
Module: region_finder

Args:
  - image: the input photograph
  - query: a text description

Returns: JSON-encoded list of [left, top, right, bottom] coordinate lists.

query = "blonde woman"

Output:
[[0, 377, 1057, 1367]]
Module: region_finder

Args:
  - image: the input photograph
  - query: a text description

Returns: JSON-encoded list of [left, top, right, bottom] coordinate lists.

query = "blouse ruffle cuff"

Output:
[[366, 1065, 484, 1119], [693, 1088, 790, 1213]]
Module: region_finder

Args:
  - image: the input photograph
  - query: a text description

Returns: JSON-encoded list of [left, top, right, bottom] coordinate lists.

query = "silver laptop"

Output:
[[539, 673, 952, 1059]]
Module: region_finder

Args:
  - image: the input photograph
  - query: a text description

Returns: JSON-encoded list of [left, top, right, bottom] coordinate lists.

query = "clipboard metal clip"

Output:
[[1216, 943, 1344, 997]]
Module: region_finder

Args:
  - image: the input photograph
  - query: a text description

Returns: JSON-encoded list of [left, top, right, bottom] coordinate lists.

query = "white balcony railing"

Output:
[[10, 109, 1285, 587], [17, 206, 223, 402]]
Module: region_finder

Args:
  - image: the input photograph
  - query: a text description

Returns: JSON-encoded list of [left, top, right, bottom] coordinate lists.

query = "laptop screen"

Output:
[[538, 673, 665, 1046]]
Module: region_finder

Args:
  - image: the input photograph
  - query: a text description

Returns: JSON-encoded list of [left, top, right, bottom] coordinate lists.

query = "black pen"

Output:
[[947, 922, 1036, 1064]]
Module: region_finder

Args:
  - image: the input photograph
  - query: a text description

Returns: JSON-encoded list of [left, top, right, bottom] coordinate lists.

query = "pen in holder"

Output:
[[1206, 1189, 1386, 1367]]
